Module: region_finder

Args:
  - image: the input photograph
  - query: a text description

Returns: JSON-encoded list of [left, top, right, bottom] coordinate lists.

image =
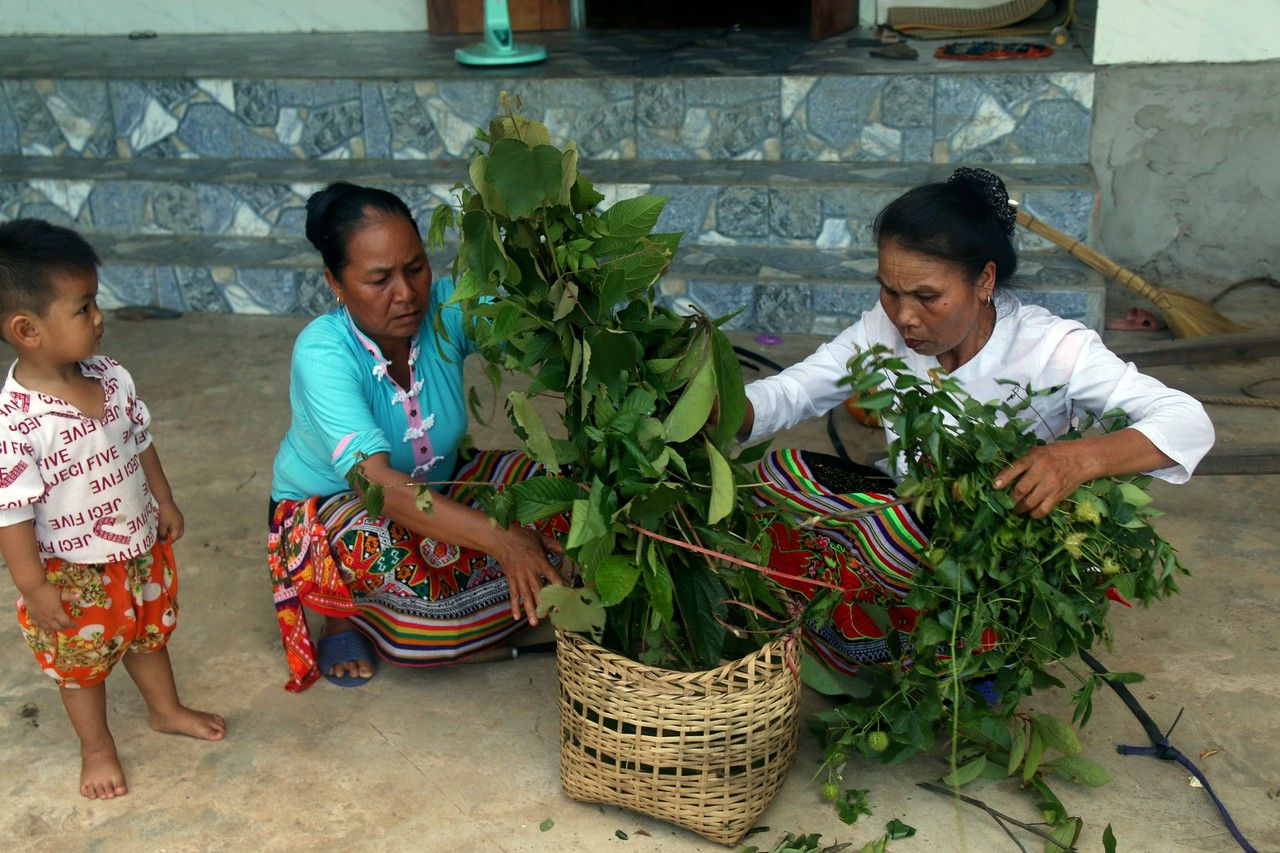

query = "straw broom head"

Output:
[[1015, 206, 1247, 338]]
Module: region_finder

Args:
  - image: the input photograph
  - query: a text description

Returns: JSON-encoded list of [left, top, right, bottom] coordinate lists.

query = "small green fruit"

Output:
[[821, 782, 840, 802], [868, 731, 890, 752]]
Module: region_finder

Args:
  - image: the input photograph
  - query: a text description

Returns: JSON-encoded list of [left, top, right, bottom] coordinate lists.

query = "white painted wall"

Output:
[[1093, 0, 1280, 65], [0, 0, 428, 35]]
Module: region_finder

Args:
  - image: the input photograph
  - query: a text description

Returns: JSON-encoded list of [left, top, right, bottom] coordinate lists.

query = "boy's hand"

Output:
[[23, 582, 75, 633], [157, 499, 184, 543]]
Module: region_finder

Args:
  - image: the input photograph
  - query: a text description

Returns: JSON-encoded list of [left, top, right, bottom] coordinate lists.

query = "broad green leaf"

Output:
[[1044, 755, 1110, 786], [557, 142, 578, 205], [1046, 817, 1082, 853], [601, 194, 667, 237], [579, 338, 592, 383], [705, 439, 734, 525], [800, 655, 872, 698], [427, 202, 455, 250], [1029, 776, 1066, 824], [635, 416, 665, 446], [854, 389, 896, 411], [484, 137, 564, 219], [468, 154, 508, 218], [539, 818, 554, 832], [594, 555, 641, 606], [708, 328, 746, 446], [671, 560, 727, 668], [567, 338, 581, 387], [362, 483, 385, 519], [642, 549, 675, 622], [837, 788, 873, 825], [535, 585, 605, 636], [941, 755, 987, 787], [646, 355, 681, 377], [1103, 823, 1117, 853], [611, 242, 673, 291], [489, 113, 552, 147], [585, 328, 639, 399], [413, 488, 434, 514], [1007, 720, 1028, 775], [667, 327, 710, 386], [885, 819, 916, 840], [553, 279, 579, 321], [503, 476, 581, 523], [1022, 729, 1046, 783], [663, 357, 716, 443], [460, 210, 507, 285], [1116, 481, 1153, 508], [575, 528, 615, 578], [566, 498, 608, 550], [1031, 713, 1083, 757], [508, 391, 560, 474], [570, 174, 605, 213]]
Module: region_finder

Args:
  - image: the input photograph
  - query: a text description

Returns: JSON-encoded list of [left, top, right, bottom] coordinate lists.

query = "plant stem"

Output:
[[915, 782, 1068, 850], [626, 522, 846, 590]]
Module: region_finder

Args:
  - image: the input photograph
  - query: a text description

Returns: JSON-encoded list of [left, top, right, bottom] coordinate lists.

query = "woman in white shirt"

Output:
[[742, 168, 1214, 675]]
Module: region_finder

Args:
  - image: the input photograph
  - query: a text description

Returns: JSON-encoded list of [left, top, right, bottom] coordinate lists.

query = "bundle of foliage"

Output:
[[421, 95, 786, 670], [810, 346, 1185, 846]]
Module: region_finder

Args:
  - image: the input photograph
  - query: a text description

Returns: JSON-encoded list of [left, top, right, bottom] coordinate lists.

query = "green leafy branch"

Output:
[[428, 93, 791, 669], [806, 345, 1184, 842]]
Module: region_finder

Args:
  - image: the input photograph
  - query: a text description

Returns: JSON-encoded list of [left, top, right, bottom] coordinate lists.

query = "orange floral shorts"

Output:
[[16, 541, 178, 689]]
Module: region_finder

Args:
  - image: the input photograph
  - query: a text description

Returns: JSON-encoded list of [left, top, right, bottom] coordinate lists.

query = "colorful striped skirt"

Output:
[[267, 450, 565, 692], [755, 449, 929, 676]]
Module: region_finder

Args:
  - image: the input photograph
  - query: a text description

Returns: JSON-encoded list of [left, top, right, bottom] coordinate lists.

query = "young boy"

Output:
[[0, 219, 224, 800]]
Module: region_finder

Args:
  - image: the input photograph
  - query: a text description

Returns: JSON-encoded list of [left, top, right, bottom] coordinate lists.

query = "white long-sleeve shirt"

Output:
[[744, 298, 1214, 483]]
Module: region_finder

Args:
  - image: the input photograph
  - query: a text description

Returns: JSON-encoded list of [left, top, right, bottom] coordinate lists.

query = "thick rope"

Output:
[[1195, 395, 1280, 409]]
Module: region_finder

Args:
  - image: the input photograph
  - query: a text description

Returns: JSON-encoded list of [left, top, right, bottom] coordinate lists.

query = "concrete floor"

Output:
[[1, 298, 1278, 852]]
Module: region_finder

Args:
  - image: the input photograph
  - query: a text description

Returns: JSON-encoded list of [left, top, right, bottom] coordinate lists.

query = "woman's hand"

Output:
[[994, 428, 1175, 520], [497, 527, 566, 625], [993, 442, 1092, 519]]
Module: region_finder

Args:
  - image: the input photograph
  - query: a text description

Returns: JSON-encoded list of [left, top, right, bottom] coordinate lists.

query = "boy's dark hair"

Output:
[[874, 168, 1019, 288], [304, 182, 419, 277], [0, 218, 101, 321]]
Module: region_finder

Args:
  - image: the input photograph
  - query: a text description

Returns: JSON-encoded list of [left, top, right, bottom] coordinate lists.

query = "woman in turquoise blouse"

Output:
[[267, 183, 565, 691]]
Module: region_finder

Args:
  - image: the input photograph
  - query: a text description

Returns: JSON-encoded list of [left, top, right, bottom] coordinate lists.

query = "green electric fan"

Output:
[[455, 0, 547, 66]]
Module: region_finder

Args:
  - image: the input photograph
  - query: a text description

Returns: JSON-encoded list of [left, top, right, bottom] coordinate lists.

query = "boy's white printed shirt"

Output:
[[0, 357, 157, 564]]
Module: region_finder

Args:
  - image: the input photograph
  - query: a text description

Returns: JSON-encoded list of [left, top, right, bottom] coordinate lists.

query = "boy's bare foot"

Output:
[[149, 705, 227, 741], [81, 744, 128, 800]]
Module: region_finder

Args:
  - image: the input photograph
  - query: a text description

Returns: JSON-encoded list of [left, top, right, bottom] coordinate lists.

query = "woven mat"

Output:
[[888, 0, 1073, 40]]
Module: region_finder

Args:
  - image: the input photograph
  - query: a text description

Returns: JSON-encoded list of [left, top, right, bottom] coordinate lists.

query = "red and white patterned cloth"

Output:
[[0, 357, 157, 564]]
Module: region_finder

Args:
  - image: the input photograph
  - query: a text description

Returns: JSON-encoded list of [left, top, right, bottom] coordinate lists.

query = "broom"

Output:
[[1015, 206, 1248, 338]]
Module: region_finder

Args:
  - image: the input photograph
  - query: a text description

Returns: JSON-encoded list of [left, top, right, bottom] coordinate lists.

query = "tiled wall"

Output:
[[0, 73, 1093, 163]]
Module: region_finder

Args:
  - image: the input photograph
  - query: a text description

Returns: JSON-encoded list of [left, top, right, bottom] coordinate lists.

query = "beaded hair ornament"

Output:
[[948, 166, 1018, 236]]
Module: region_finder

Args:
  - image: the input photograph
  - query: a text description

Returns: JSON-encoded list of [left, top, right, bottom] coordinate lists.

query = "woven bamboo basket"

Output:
[[556, 628, 802, 846]]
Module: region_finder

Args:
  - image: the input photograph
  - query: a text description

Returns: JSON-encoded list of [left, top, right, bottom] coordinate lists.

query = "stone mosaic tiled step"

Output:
[[0, 68, 1092, 164], [1, 157, 1096, 253], [85, 233, 1104, 333]]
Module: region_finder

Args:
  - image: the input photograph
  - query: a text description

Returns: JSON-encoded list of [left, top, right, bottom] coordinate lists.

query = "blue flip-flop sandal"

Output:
[[316, 629, 377, 687]]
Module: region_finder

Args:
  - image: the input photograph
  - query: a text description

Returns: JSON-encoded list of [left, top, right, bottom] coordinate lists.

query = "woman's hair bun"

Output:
[[304, 181, 357, 252], [948, 167, 1016, 236], [302, 182, 418, 276]]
